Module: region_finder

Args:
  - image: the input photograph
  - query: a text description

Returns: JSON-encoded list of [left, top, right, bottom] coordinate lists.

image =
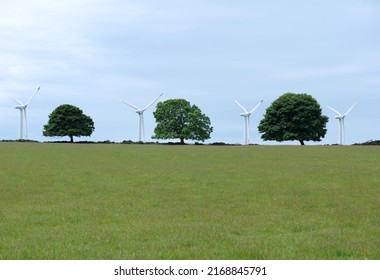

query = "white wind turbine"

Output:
[[121, 93, 164, 142], [234, 99, 263, 145], [9, 86, 41, 140], [327, 102, 356, 145]]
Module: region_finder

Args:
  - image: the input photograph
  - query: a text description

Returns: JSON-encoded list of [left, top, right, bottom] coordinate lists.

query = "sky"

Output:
[[1, 0, 379, 145]]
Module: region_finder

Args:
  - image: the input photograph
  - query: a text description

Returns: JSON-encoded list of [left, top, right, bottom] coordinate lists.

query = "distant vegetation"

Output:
[[2, 139, 380, 145], [354, 140, 380, 145], [43, 104, 95, 143], [258, 93, 329, 145], [152, 98, 213, 144]]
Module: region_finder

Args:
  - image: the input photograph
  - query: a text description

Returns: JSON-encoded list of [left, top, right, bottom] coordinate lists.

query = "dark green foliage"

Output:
[[43, 104, 95, 143], [152, 99, 213, 144], [258, 93, 328, 145]]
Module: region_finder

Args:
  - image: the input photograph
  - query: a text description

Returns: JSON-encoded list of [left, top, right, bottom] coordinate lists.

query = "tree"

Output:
[[152, 99, 213, 144], [258, 93, 328, 145], [43, 104, 95, 143]]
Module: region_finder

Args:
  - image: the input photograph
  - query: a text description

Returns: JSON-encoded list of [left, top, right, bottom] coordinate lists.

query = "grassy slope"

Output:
[[0, 143, 379, 259]]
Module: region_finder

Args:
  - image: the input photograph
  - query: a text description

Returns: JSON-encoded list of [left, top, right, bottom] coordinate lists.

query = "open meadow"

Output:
[[0, 142, 379, 259]]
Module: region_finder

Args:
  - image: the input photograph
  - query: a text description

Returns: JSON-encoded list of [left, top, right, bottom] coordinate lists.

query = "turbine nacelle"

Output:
[[240, 113, 251, 117]]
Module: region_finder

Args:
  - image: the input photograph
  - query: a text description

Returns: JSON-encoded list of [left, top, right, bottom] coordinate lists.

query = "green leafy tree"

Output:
[[152, 99, 213, 144], [258, 93, 328, 145], [43, 104, 95, 143]]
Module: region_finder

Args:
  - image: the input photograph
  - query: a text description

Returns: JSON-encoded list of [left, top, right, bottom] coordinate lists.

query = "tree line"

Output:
[[43, 92, 328, 145]]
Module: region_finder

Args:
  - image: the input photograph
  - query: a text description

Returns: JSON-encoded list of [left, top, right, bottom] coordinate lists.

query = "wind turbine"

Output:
[[121, 93, 164, 142], [327, 102, 356, 145], [234, 99, 263, 145], [9, 86, 41, 140]]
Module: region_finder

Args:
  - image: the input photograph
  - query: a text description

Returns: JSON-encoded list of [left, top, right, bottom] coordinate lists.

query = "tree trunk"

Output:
[[180, 137, 185, 145], [299, 140, 305, 145], [70, 135, 74, 143]]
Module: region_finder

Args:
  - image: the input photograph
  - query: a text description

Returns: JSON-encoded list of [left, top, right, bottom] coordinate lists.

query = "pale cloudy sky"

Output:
[[1, 0, 379, 144]]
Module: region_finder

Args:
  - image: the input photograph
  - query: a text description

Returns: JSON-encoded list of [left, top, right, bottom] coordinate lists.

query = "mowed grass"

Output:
[[0, 143, 379, 260]]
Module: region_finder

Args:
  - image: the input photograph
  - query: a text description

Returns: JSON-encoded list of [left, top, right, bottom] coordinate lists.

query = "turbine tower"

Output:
[[234, 99, 263, 145], [9, 86, 41, 140], [327, 103, 356, 145], [121, 93, 164, 142]]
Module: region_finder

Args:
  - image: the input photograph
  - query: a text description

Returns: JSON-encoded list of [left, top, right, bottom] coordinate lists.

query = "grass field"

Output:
[[0, 142, 379, 260]]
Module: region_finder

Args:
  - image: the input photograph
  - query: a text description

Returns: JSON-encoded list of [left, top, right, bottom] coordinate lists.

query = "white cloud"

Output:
[[272, 64, 368, 80], [0, 0, 379, 144]]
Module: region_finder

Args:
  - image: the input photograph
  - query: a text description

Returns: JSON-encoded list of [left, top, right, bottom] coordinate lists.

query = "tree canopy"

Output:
[[43, 104, 95, 142], [152, 98, 213, 144], [258, 93, 328, 145]]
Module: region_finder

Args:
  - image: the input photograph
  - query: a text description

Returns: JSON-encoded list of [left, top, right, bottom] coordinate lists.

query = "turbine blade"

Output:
[[121, 100, 139, 111], [249, 100, 263, 114], [26, 86, 40, 105], [327, 106, 342, 117], [9, 96, 24, 105], [234, 100, 248, 113], [344, 102, 356, 116], [143, 93, 164, 111]]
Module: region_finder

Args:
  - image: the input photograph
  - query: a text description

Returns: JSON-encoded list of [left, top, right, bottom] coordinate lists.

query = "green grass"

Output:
[[0, 143, 379, 259]]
